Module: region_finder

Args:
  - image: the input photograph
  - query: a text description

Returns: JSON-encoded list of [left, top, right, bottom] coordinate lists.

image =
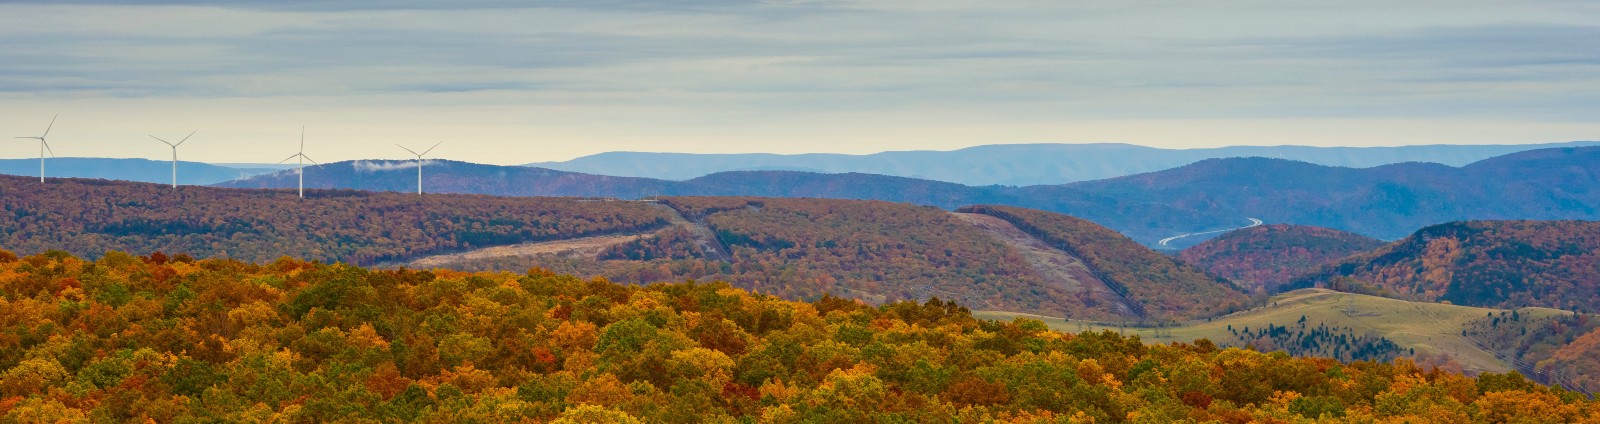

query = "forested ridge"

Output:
[[0, 175, 670, 265], [432, 199, 1245, 320], [443, 198, 1098, 318], [3, 177, 1243, 319], [1180, 225, 1385, 293], [0, 250, 1593, 422], [1289, 220, 1600, 312]]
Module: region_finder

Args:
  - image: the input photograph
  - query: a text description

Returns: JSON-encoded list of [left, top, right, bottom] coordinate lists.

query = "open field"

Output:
[[977, 288, 1573, 374]]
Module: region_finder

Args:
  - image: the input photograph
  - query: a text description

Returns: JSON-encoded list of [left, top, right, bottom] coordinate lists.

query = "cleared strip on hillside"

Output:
[[954, 212, 1139, 320]]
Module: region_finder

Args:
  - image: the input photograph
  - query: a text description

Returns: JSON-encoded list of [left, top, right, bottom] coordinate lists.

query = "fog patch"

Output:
[[354, 159, 437, 173]]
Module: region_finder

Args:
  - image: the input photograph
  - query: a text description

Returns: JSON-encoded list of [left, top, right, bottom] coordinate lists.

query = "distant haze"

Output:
[[528, 141, 1600, 185]]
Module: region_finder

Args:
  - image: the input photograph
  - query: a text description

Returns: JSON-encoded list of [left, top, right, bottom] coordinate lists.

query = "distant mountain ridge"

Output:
[[216, 160, 1242, 245], [527, 141, 1600, 185], [1067, 146, 1600, 241], [220, 147, 1600, 248], [0, 157, 281, 186]]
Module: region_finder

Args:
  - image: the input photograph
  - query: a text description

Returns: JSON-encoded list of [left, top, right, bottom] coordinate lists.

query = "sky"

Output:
[[1, 0, 1597, 164]]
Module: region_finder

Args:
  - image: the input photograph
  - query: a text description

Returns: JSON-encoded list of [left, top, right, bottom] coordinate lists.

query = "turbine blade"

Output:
[[150, 135, 176, 147], [15, 137, 40, 139], [420, 140, 443, 156], [177, 130, 196, 146], [397, 144, 420, 156], [302, 155, 321, 167], [42, 114, 57, 138], [300, 126, 305, 152], [277, 153, 300, 164], [41, 140, 55, 157]]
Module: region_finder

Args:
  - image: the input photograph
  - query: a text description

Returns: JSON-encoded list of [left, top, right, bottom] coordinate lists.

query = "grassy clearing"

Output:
[[977, 288, 1571, 374]]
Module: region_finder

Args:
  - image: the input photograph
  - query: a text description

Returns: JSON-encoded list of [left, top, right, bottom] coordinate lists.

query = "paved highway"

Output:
[[1158, 217, 1264, 247]]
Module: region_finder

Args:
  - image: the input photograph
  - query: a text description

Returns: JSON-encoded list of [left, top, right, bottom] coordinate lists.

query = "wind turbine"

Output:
[[15, 115, 57, 183], [396, 141, 442, 195], [149, 130, 196, 189], [278, 127, 320, 198]]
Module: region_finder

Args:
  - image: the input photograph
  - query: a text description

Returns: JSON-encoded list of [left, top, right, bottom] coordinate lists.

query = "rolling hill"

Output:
[[528, 141, 1600, 186], [4, 176, 1245, 319], [0, 157, 280, 186], [1288, 220, 1600, 313], [408, 199, 1247, 320], [1179, 225, 1385, 293], [978, 289, 1575, 377], [0, 174, 671, 265]]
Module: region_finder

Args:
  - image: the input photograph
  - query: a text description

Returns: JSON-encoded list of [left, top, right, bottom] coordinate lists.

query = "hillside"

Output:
[[0, 251, 1591, 422], [0, 157, 278, 186], [1464, 311, 1600, 394], [2, 177, 1241, 319], [1067, 147, 1600, 241], [0, 175, 670, 265], [978, 289, 1578, 382], [956, 205, 1250, 319], [528, 141, 1600, 186], [410, 198, 1238, 320], [1289, 220, 1600, 313], [1180, 225, 1385, 293]]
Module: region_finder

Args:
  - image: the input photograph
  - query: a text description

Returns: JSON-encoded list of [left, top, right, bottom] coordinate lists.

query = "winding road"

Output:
[[1158, 217, 1264, 247]]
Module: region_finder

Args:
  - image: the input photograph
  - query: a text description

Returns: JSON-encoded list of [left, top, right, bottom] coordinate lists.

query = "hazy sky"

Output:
[[2, 1, 1597, 164]]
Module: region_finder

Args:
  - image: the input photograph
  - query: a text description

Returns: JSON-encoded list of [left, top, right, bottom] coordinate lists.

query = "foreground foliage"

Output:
[[0, 250, 1594, 422]]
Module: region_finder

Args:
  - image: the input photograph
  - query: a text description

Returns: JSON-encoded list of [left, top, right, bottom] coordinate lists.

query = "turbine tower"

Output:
[[396, 141, 442, 195], [278, 127, 320, 198], [149, 130, 196, 189], [15, 115, 58, 183]]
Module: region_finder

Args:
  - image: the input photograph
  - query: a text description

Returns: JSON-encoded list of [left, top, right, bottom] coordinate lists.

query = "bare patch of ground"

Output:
[[954, 212, 1140, 317], [407, 233, 651, 268], [653, 203, 731, 261]]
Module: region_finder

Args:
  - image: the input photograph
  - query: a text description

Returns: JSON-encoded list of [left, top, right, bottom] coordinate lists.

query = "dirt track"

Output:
[[406, 233, 650, 268]]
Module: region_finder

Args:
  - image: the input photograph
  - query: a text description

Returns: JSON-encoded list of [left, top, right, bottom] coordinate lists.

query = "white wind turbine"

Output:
[[278, 127, 320, 198], [15, 115, 57, 183], [396, 141, 442, 195], [149, 130, 196, 189]]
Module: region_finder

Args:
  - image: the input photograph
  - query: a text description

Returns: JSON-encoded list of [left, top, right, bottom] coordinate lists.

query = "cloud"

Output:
[[353, 160, 436, 173]]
